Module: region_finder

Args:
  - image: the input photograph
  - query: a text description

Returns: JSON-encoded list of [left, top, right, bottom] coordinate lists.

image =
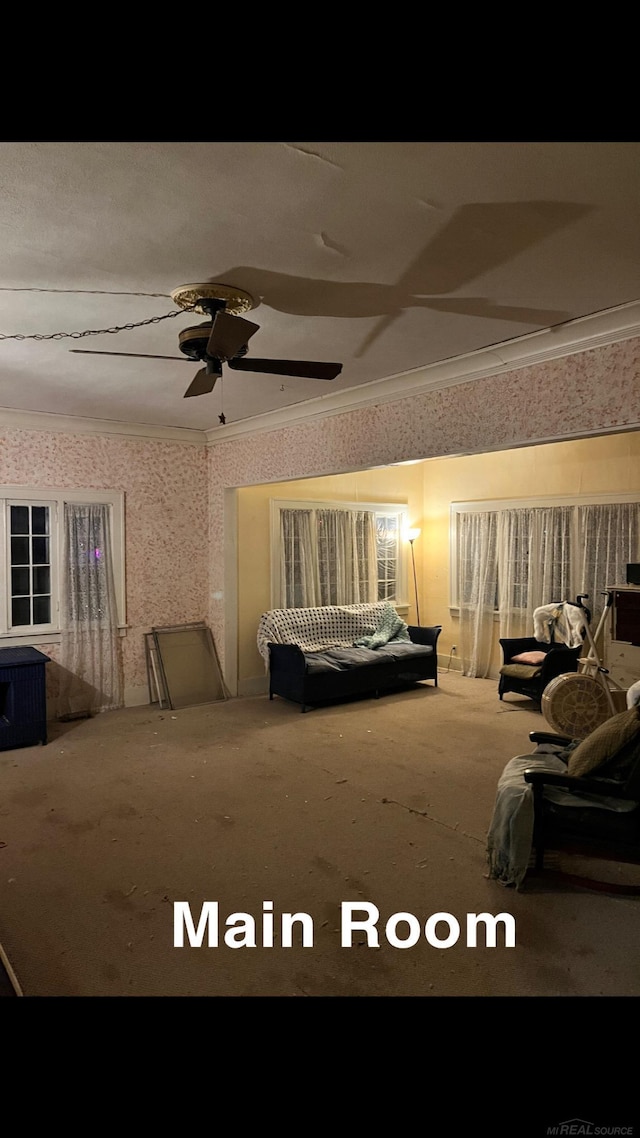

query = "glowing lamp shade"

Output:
[[406, 527, 421, 543]]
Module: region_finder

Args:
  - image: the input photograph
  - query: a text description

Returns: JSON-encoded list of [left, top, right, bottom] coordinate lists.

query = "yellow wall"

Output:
[[422, 430, 640, 674], [237, 464, 424, 683], [236, 430, 640, 686]]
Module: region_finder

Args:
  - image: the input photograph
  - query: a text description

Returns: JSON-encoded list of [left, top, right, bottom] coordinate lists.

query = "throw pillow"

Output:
[[567, 706, 640, 778], [511, 651, 547, 665]]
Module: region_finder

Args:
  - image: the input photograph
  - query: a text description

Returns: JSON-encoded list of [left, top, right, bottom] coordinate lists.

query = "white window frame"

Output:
[[0, 486, 126, 646], [270, 498, 410, 611], [449, 490, 640, 614]]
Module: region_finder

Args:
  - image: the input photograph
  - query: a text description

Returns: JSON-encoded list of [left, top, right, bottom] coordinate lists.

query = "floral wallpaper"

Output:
[[0, 429, 209, 703]]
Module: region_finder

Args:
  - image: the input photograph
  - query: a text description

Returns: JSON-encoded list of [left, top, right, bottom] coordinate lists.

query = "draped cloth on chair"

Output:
[[58, 503, 123, 717]]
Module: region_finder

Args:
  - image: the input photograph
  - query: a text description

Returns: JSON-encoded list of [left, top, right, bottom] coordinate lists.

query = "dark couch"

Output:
[[267, 623, 442, 712]]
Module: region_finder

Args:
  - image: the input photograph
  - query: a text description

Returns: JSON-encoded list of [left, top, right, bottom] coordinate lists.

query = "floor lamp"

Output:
[[407, 528, 421, 626]]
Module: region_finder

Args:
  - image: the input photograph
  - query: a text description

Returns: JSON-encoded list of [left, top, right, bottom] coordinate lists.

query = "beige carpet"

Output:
[[0, 671, 638, 997]]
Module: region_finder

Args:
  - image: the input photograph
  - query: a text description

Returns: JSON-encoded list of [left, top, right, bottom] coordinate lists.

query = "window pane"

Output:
[[33, 596, 51, 625], [11, 536, 29, 564], [11, 597, 31, 626], [10, 505, 30, 534], [33, 565, 51, 594], [31, 506, 49, 535], [31, 536, 50, 564], [11, 566, 30, 596], [378, 580, 395, 600], [375, 513, 400, 602]]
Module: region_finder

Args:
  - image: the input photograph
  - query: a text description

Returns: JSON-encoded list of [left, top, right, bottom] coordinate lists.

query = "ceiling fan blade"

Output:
[[69, 350, 188, 361], [207, 311, 260, 361], [227, 358, 342, 380], [184, 367, 219, 398]]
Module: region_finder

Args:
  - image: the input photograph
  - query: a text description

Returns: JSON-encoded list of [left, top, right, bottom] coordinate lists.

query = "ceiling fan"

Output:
[[69, 283, 343, 398]]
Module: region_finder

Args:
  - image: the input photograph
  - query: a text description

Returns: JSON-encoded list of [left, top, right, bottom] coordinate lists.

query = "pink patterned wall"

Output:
[[0, 429, 209, 701], [207, 338, 640, 657]]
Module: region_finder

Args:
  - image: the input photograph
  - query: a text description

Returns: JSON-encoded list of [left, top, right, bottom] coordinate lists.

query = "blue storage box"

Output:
[[0, 647, 51, 751]]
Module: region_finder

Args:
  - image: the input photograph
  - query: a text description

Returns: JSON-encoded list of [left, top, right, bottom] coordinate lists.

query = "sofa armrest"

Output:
[[408, 624, 442, 648], [268, 642, 306, 670]]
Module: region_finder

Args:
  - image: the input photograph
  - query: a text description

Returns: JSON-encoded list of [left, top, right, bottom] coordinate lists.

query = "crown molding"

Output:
[[205, 300, 640, 446], [0, 406, 207, 444]]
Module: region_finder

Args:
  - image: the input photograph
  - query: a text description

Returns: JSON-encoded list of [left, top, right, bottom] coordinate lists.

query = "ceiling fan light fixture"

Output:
[[170, 283, 256, 316], [67, 279, 343, 399], [177, 322, 214, 359]]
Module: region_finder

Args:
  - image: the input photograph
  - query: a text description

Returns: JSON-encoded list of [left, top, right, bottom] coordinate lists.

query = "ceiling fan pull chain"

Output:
[[219, 375, 226, 424]]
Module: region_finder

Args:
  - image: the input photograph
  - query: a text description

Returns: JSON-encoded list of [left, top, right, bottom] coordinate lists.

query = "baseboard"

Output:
[[238, 674, 269, 697]]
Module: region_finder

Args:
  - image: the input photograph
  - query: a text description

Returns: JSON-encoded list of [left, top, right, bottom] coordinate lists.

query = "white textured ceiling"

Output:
[[1, 140, 639, 432]]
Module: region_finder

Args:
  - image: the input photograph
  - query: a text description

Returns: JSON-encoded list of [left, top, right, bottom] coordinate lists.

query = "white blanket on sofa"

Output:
[[257, 601, 409, 665]]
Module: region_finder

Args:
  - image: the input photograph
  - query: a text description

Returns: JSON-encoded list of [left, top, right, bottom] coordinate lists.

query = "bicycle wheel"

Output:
[[541, 672, 613, 739]]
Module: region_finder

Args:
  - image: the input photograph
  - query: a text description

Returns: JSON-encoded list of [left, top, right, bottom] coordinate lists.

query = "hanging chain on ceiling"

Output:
[[0, 287, 172, 297], [0, 307, 195, 342]]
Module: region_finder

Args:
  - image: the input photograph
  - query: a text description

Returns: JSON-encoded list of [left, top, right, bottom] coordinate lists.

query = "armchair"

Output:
[[498, 636, 582, 704], [523, 708, 640, 892]]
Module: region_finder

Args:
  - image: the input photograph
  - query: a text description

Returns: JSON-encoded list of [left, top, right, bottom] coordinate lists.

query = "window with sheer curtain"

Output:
[[0, 486, 125, 643], [273, 500, 408, 609], [577, 502, 639, 625], [58, 502, 124, 716], [454, 497, 640, 677]]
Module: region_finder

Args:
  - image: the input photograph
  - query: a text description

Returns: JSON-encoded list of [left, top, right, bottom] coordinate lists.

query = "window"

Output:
[[271, 499, 409, 609], [375, 513, 401, 601], [451, 493, 640, 620], [451, 492, 640, 678], [0, 487, 125, 643], [8, 502, 54, 632]]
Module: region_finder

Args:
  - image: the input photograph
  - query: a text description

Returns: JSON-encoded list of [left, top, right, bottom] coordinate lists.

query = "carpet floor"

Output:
[[0, 670, 638, 998]]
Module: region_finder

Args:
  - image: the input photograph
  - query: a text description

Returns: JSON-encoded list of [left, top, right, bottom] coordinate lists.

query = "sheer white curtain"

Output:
[[316, 508, 376, 605], [58, 503, 123, 717], [280, 506, 377, 608], [280, 509, 319, 608], [458, 500, 639, 680], [577, 502, 640, 625], [498, 506, 573, 638], [536, 505, 573, 612], [458, 511, 498, 677]]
